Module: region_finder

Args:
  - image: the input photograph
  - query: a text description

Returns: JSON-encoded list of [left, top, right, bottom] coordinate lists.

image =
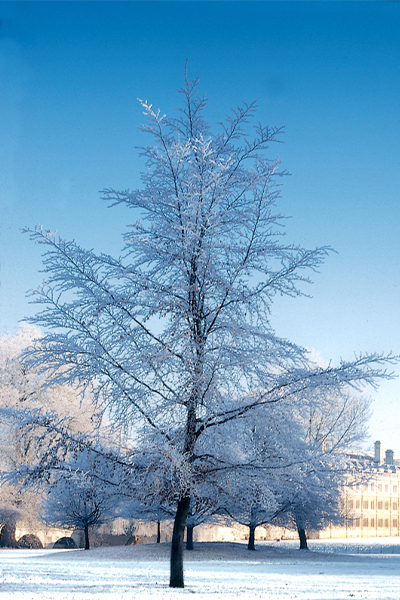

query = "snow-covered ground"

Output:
[[1, 540, 400, 599]]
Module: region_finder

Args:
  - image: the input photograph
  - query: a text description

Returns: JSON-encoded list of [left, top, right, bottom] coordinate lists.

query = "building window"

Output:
[[393, 519, 398, 528], [385, 519, 389, 527], [355, 518, 360, 527], [378, 519, 383, 527], [394, 485, 398, 493], [348, 500, 354, 509], [363, 518, 368, 527], [371, 519, 375, 527], [378, 501, 383, 510], [385, 485, 389, 493], [356, 500, 360, 509], [371, 483, 375, 491], [371, 501, 375, 510], [363, 501, 368, 509], [385, 502, 389, 511], [393, 503, 398, 511], [378, 484, 382, 491]]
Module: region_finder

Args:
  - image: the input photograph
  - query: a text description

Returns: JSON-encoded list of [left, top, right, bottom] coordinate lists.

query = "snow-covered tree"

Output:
[[0, 324, 100, 545], [41, 448, 124, 549], [21, 72, 395, 587], [221, 469, 278, 551], [271, 388, 371, 549], [3, 401, 145, 551], [213, 400, 303, 550], [272, 451, 343, 549], [185, 492, 223, 551]]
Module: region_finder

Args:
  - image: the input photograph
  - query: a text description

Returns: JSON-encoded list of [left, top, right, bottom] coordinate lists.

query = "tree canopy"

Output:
[[20, 72, 396, 587]]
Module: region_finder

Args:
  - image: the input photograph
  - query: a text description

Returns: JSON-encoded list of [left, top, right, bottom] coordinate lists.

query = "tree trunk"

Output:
[[298, 527, 308, 550], [170, 496, 190, 588], [84, 524, 90, 550], [157, 520, 161, 544], [0, 523, 17, 548], [248, 525, 256, 551], [186, 524, 194, 551]]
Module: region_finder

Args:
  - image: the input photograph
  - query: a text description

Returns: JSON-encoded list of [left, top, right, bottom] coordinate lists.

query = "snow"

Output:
[[1, 541, 400, 599]]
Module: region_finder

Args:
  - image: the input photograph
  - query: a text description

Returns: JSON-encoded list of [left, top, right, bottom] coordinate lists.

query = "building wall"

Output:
[[15, 524, 74, 547], [321, 458, 400, 539], [15, 518, 296, 548]]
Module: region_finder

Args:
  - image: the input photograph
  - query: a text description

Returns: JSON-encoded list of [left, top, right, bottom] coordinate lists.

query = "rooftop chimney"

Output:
[[385, 449, 394, 465], [374, 440, 383, 464]]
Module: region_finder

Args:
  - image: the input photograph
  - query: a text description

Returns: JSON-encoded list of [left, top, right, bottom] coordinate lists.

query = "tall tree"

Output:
[[22, 73, 395, 587]]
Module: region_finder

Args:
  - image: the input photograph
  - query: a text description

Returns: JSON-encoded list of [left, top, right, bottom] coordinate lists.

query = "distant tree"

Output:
[[21, 72, 395, 587], [2, 402, 141, 549], [221, 470, 278, 551], [0, 324, 100, 544], [215, 401, 303, 550], [272, 452, 343, 549], [185, 492, 223, 551], [272, 389, 371, 549], [41, 448, 123, 550]]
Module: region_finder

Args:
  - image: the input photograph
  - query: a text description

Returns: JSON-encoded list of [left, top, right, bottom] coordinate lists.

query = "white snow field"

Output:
[[1, 540, 400, 599]]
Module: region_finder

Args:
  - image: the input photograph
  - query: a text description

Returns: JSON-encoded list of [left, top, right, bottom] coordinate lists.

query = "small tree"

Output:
[[221, 471, 278, 551], [22, 72, 395, 587], [271, 388, 370, 549], [41, 448, 125, 550], [272, 453, 344, 549], [185, 493, 222, 551], [215, 401, 304, 550]]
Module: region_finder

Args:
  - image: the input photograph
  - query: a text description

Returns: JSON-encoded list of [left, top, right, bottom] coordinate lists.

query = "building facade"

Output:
[[321, 441, 400, 538]]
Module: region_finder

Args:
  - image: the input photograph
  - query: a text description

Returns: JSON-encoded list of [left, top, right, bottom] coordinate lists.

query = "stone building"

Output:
[[320, 441, 400, 538]]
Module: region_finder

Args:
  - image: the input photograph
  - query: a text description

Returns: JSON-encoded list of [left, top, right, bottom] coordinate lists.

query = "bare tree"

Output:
[[22, 72, 395, 587]]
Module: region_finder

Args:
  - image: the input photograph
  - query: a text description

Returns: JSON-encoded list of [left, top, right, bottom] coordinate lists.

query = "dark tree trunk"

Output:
[[157, 520, 161, 544], [170, 496, 190, 588], [0, 523, 17, 548], [84, 524, 90, 550], [298, 527, 308, 550], [248, 525, 256, 551], [186, 524, 194, 551]]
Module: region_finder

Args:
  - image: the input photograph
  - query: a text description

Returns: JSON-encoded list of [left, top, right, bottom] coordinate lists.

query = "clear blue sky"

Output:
[[1, 1, 399, 452]]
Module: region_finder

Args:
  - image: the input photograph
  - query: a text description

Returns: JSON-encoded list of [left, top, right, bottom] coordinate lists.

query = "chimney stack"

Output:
[[374, 440, 383, 464], [385, 449, 394, 465]]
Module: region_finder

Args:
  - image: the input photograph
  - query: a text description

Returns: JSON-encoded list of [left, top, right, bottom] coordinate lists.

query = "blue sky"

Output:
[[1, 1, 399, 452]]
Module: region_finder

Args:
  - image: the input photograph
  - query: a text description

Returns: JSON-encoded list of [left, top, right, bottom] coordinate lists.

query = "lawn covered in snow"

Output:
[[1, 540, 400, 599]]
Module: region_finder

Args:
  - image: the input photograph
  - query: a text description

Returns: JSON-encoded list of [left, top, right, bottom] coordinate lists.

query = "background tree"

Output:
[[22, 73, 395, 587], [185, 492, 223, 551], [41, 448, 124, 550], [0, 324, 100, 546], [214, 401, 305, 550], [221, 470, 278, 551], [272, 453, 344, 549], [272, 388, 371, 549]]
